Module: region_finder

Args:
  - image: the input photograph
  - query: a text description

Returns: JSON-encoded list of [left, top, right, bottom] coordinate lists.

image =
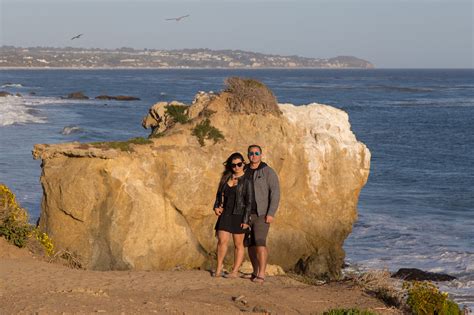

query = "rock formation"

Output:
[[95, 95, 140, 101], [33, 80, 371, 279], [0, 91, 12, 97], [392, 268, 456, 281], [64, 91, 89, 100]]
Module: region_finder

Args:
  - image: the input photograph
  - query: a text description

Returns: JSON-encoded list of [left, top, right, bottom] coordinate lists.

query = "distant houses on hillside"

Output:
[[0, 46, 374, 69]]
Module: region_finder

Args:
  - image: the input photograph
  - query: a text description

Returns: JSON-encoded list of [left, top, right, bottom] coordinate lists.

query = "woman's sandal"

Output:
[[252, 275, 265, 283], [211, 271, 225, 278], [223, 272, 239, 279]]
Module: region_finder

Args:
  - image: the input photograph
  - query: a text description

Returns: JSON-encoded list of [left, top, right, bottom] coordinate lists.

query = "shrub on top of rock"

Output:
[[224, 77, 281, 116], [191, 118, 225, 146], [165, 104, 190, 124]]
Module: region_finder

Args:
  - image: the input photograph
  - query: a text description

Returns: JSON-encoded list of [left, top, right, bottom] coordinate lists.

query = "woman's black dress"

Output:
[[215, 183, 246, 234]]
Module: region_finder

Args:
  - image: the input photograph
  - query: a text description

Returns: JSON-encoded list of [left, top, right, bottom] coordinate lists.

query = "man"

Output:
[[245, 144, 280, 283]]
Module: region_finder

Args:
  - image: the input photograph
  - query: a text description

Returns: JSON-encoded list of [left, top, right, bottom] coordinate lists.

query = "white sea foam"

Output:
[[61, 125, 83, 135], [1, 83, 23, 88], [0, 95, 46, 126], [0, 95, 95, 126]]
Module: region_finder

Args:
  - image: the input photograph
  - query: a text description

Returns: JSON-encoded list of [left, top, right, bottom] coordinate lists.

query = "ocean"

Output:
[[0, 69, 473, 308]]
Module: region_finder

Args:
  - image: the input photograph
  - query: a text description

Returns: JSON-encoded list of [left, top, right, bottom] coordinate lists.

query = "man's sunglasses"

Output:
[[231, 162, 243, 168], [248, 151, 261, 156]]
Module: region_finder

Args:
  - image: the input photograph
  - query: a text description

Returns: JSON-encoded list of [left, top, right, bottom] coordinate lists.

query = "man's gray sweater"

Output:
[[250, 162, 280, 217]]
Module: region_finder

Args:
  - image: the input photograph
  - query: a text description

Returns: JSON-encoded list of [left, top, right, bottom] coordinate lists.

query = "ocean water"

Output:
[[1, 69, 473, 308]]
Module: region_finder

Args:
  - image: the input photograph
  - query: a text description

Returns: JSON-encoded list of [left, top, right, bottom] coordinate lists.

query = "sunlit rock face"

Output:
[[33, 89, 370, 279]]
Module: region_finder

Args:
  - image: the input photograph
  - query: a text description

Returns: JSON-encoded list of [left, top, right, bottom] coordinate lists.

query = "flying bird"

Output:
[[71, 34, 83, 40], [165, 14, 190, 22]]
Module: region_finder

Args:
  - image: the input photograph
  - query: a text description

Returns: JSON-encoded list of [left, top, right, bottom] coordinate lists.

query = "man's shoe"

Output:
[[252, 275, 265, 283], [240, 273, 257, 280]]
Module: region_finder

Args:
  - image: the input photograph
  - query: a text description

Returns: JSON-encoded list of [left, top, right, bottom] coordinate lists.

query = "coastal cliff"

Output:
[[32, 81, 371, 280]]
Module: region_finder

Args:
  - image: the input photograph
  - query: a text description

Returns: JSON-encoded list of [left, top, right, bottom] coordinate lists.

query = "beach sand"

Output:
[[0, 238, 401, 314]]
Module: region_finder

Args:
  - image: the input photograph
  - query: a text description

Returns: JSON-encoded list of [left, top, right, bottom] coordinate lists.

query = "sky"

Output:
[[0, 0, 472, 68]]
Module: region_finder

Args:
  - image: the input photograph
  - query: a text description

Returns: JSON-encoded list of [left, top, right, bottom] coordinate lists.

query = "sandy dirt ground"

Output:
[[0, 239, 402, 314]]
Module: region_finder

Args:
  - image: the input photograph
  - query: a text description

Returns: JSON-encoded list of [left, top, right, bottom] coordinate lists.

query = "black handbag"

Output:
[[243, 227, 252, 247]]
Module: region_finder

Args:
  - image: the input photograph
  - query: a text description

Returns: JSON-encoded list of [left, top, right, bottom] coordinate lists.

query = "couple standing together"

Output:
[[213, 145, 280, 283]]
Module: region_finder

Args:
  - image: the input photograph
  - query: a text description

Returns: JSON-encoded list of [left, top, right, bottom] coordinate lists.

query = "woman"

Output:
[[213, 152, 253, 278]]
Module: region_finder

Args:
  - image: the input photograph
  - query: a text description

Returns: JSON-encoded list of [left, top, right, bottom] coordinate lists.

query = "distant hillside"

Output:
[[0, 46, 374, 69]]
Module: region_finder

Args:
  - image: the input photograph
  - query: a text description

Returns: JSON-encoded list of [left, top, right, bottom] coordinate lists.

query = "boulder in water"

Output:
[[391, 268, 456, 281], [95, 95, 140, 101], [0, 91, 12, 97], [65, 91, 89, 100]]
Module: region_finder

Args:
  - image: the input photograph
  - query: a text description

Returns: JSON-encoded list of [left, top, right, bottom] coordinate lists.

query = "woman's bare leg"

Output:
[[229, 233, 245, 275], [215, 230, 230, 275]]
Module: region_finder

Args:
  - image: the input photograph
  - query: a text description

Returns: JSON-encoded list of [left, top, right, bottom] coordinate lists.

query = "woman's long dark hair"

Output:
[[218, 152, 246, 190]]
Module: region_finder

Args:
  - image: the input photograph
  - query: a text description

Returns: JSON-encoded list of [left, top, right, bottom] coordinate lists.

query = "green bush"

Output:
[[0, 217, 33, 247], [0, 184, 54, 255], [0, 183, 32, 247], [165, 104, 189, 124], [323, 309, 376, 315], [404, 281, 461, 315], [191, 118, 225, 146]]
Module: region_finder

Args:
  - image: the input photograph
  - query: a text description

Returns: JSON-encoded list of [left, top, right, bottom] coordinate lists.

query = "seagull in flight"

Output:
[[165, 14, 190, 22], [71, 34, 83, 40]]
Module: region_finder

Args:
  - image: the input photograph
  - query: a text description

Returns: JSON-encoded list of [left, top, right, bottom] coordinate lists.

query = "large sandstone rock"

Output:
[[33, 90, 371, 279]]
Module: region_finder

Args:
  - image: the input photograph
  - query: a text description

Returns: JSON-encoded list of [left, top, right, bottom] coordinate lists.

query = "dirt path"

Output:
[[0, 239, 401, 314]]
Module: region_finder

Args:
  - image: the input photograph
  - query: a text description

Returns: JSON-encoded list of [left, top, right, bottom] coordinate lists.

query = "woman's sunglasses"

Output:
[[231, 162, 243, 168]]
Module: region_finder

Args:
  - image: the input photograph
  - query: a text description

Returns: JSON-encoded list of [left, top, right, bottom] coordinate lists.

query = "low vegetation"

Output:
[[165, 104, 190, 124], [354, 269, 405, 308], [404, 281, 461, 315], [191, 118, 225, 146], [149, 132, 165, 139], [354, 269, 462, 314], [224, 77, 281, 115], [0, 184, 54, 256], [0, 183, 32, 247], [49, 249, 83, 269], [90, 137, 152, 152]]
